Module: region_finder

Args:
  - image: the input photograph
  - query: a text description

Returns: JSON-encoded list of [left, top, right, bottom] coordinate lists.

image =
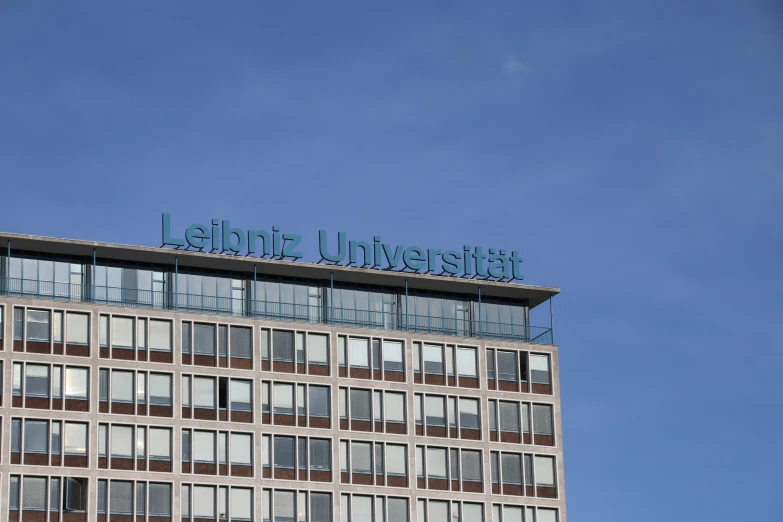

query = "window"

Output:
[[149, 373, 172, 405], [497, 351, 518, 381], [338, 336, 346, 367], [24, 419, 49, 453], [273, 330, 294, 362], [137, 427, 146, 459], [138, 319, 146, 350], [182, 323, 192, 354], [112, 316, 134, 348], [219, 325, 228, 357], [182, 485, 191, 518], [111, 481, 134, 515], [65, 367, 88, 400], [50, 478, 60, 512], [65, 312, 89, 345], [383, 340, 404, 372], [499, 401, 521, 433], [231, 326, 252, 358], [534, 456, 556, 487], [386, 444, 407, 477], [457, 347, 477, 377], [110, 371, 134, 404], [23, 476, 47, 510], [150, 428, 172, 461], [194, 431, 216, 463], [137, 483, 146, 516], [309, 385, 330, 418], [231, 488, 253, 521], [426, 447, 447, 479], [9, 476, 20, 510], [149, 319, 172, 352], [231, 433, 253, 466], [194, 323, 216, 356], [274, 436, 295, 469], [459, 398, 480, 429], [350, 389, 371, 421], [230, 379, 252, 411], [351, 441, 372, 475], [310, 438, 330, 471], [530, 354, 551, 385], [501, 453, 523, 485], [112, 426, 134, 458], [27, 309, 51, 342], [194, 376, 216, 409], [274, 383, 294, 415], [461, 450, 482, 482], [349, 338, 369, 368], [486, 349, 495, 380], [63, 422, 87, 455], [25, 364, 49, 397], [424, 396, 445, 426], [423, 344, 443, 374], [100, 315, 108, 347], [64, 477, 87, 512], [385, 392, 406, 424], [308, 333, 329, 365], [149, 483, 171, 517], [533, 404, 554, 437], [13, 362, 22, 395]]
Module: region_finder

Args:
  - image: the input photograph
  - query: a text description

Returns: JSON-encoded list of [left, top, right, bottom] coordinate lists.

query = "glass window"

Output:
[[310, 438, 331, 471], [23, 476, 47, 510], [149, 319, 172, 352], [65, 312, 89, 345], [194, 431, 216, 463], [149, 373, 172, 405], [273, 330, 294, 362], [274, 383, 294, 415], [383, 341, 404, 372], [457, 347, 477, 377], [230, 379, 252, 411], [427, 447, 447, 479], [459, 398, 480, 429], [530, 354, 551, 384], [231, 433, 253, 466], [150, 428, 171, 460], [111, 371, 134, 402], [497, 351, 518, 381], [351, 442, 372, 474], [111, 426, 133, 458], [26, 309, 51, 342], [385, 392, 405, 424], [535, 456, 556, 487], [424, 396, 445, 426], [230, 326, 252, 358], [64, 367, 88, 400], [110, 481, 133, 515], [194, 376, 215, 408], [350, 389, 371, 421], [63, 422, 87, 455], [25, 364, 50, 397], [24, 420, 49, 453], [193, 485, 215, 519], [349, 338, 369, 368], [387, 444, 407, 476], [309, 385, 330, 417], [194, 323, 216, 356], [112, 317, 134, 348], [148, 483, 171, 516], [308, 334, 329, 364], [423, 344, 443, 374], [274, 436, 295, 468]]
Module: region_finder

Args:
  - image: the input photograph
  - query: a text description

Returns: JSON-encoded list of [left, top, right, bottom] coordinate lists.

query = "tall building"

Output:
[[0, 230, 565, 522]]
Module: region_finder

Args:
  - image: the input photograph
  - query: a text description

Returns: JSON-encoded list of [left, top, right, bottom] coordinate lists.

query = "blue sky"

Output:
[[1, 1, 782, 520]]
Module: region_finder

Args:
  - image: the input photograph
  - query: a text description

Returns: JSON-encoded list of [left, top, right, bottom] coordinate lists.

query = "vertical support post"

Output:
[[174, 257, 178, 311], [92, 248, 96, 303], [253, 265, 257, 318], [404, 280, 409, 331], [477, 286, 482, 338], [549, 295, 555, 345], [329, 273, 334, 324], [6, 240, 10, 295]]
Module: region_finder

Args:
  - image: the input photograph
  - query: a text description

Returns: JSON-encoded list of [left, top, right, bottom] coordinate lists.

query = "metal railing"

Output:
[[1, 277, 553, 344]]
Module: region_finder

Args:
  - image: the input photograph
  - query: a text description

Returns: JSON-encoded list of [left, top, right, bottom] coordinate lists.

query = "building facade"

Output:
[[0, 232, 566, 522]]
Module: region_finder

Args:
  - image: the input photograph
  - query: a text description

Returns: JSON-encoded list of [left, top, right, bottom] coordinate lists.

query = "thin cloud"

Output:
[[502, 54, 529, 74]]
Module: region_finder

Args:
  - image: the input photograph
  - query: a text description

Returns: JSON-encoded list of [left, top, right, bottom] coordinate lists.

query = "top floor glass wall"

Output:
[[0, 251, 550, 344]]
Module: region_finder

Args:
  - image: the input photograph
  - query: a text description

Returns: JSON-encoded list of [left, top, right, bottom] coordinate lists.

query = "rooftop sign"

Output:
[[161, 213, 523, 281]]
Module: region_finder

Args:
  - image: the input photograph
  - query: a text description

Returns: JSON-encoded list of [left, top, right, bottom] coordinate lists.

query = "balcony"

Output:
[[1, 277, 553, 345]]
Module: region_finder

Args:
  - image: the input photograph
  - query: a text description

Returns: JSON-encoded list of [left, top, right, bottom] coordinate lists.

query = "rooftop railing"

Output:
[[2, 277, 553, 345]]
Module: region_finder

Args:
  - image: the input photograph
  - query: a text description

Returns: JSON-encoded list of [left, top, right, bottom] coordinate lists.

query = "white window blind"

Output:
[[110, 481, 133, 514], [63, 422, 87, 454], [424, 396, 445, 426], [351, 442, 372, 473], [137, 427, 146, 458], [262, 435, 270, 466], [274, 490, 295, 519], [193, 485, 215, 518], [459, 398, 479, 429], [463, 504, 483, 522], [52, 367, 62, 398], [499, 401, 520, 432], [427, 447, 447, 478], [230, 326, 252, 358], [445, 345, 454, 375], [230, 379, 252, 411], [149, 373, 171, 405], [23, 477, 47, 510], [231, 488, 252, 520], [65, 367, 88, 399], [538, 508, 559, 522], [310, 438, 330, 470], [27, 309, 50, 342], [387, 498, 408, 522], [25, 364, 49, 396], [488, 400, 497, 431], [137, 318, 146, 349], [497, 351, 518, 381], [533, 404, 554, 436], [149, 319, 171, 351], [148, 483, 171, 516], [502, 453, 523, 484], [535, 456, 555, 486], [99, 315, 109, 346], [374, 391, 382, 422], [428, 500, 449, 522], [383, 341, 403, 371], [308, 334, 328, 364], [194, 377, 215, 408], [194, 323, 216, 356], [310, 492, 331, 522], [423, 344, 443, 374], [112, 317, 134, 347], [491, 453, 499, 483], [274, 383, 294, 414], [387, 444, 407, 476], [416, 446, 424, 477], [461, 450, 482, 481], [504, 506, 524, 522], [530, 354, 551, 384], [522, 403, 531, 433], [352, 496, 373, 522], [525, 455, 533, 486], [53, 311, 63, 343], [350, 389, 371, 420], [181, 485, 190, 517], [309, 385, 330, 417], [339, 388, 347, 418], [111, 426, 133, 458], [273, 330, 294, 361], [111, 371, 134, 402], [65, 313, 89, 344], [194, 431, 216, 462], [457, 347, 477, 377], [24, 419, 48, 453], [385, 392, 405, 423], [231, 433, 252, 465], [349, 338, 369, 367], [149, 428, 171, 459]]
